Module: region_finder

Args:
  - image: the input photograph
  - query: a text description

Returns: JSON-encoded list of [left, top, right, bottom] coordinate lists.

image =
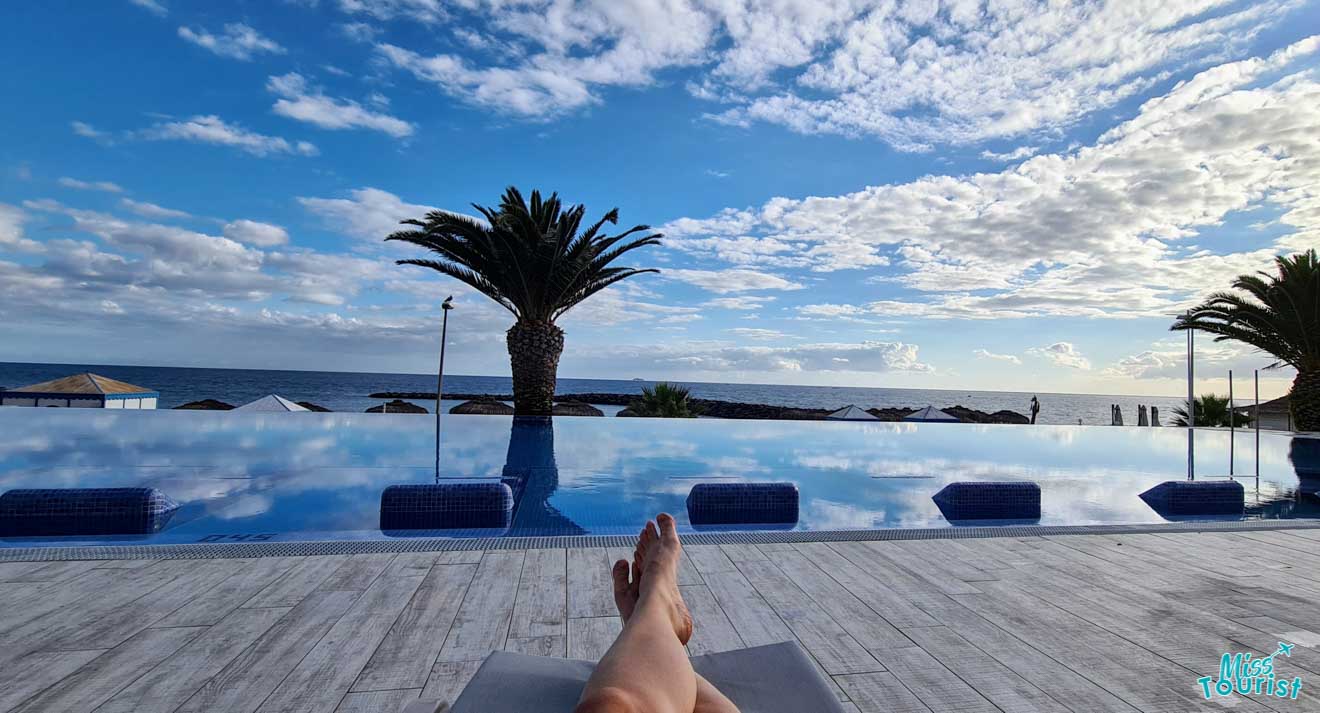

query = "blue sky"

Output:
[[1, 0, 1318, 397]]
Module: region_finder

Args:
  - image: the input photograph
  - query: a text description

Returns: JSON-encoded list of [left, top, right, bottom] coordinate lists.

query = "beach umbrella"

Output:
[[234, 394, 309, 412], [902, 405, 960, 423], [825, 405, 879, 421]]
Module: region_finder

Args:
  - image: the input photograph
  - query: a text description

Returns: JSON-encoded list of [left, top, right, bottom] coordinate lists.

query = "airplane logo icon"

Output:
[[1275, 642, 1295, 658]]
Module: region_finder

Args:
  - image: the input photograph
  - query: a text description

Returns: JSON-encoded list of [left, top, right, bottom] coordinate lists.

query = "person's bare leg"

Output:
[[611, 520, 740, 713], [575, 514, 695, 713]]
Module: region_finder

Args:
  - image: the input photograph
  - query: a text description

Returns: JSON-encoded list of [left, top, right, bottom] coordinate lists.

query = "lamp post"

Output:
[[435, 296, 453, 483]]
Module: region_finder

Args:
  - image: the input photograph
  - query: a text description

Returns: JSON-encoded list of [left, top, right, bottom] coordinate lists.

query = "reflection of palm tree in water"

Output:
[[501, 417, 586, 535]]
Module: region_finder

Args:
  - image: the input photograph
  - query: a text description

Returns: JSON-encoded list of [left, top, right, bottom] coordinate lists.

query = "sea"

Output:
[[0, 361, 1195, 426]]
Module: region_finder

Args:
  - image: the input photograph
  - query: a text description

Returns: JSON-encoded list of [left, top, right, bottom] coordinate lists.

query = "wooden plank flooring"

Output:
[[1, 531, 1319, 712]]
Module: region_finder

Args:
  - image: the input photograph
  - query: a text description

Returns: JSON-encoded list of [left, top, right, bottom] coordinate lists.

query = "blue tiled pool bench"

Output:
[[0, 487, 179, 537], [687, 482, 800, 526], [932, 481, 1042, 522], [1139, 480, 1245, 517], [379, 482, 515, 532]]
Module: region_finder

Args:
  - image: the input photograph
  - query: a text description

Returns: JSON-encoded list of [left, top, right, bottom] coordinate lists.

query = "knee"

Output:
[[574, 687, 640, 713]]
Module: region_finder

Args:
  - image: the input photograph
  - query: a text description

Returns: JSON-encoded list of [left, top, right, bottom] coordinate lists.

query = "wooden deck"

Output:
[[4, 530, 1320, 712]]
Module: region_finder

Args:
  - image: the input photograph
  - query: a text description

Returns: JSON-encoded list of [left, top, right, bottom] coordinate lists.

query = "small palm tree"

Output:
[[389, 187, 661, 416], [627, 382, 701, 418], [1170, 394, 1251, 428], [1172, 250, 1319, 431]]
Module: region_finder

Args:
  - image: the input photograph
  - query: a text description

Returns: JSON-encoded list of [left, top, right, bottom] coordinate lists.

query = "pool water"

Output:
[[1, 409, 1317, 547]]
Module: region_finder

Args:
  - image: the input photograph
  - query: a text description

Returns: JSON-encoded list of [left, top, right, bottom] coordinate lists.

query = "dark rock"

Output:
[[616, 408, 639, 417], [366, 399, 428, 414], [296, 401, 331, 412], [174, 398, 235, 410], [370, 391, 1031, 423], [553, 402, 603, 417], [451, 399, 515, 415]]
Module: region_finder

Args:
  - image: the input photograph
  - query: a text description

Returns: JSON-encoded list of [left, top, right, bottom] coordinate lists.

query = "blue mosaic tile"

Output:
[[379, 482, 514, 532], [0, 487, 179, 537], [1140, 480, 1244, 517], [932, 481, 1041, 522], [687, 482, 799, 526]]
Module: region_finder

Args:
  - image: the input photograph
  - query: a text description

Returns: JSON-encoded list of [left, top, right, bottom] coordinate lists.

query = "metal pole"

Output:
[[435, 296, 453, 483], [1188, 320, 1195, 427], [1255, 369, 1260, 483], [1187, 320, 1195, 480], [1228, 369, 1234, 476]]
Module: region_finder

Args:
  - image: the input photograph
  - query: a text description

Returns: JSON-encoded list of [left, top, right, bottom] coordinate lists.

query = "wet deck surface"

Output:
[[3, 529, 1320, 712]]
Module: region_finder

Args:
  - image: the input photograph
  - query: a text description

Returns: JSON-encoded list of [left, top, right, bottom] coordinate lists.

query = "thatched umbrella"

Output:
[[553, 401, 603, 417], [174, 399, 235, 410], [451, 399, 515, 415], [366, 399, 428, 414]]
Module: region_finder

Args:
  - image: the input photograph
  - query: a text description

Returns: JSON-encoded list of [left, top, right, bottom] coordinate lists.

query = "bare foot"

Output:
[[611, 558, 639, 623], [634, 513, 693, 645]]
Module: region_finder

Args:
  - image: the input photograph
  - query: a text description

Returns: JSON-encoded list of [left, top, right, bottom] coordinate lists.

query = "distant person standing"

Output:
[[1029, 396, 1040, 424]]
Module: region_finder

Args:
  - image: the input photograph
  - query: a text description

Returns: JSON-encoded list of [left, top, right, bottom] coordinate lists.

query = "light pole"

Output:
[[435, 296, 453, 483]]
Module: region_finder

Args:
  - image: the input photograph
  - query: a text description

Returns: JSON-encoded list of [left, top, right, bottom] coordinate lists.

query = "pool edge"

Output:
[[3, 518, 1320, 561]]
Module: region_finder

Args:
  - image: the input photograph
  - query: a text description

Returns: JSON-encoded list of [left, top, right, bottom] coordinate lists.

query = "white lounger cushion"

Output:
[[415, 642, 848, 713]]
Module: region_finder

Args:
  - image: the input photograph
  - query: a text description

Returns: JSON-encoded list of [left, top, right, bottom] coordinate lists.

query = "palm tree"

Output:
[[1172, 250, 1319, 432], [388, 187, 661, 416], [626, 382, 701, 418], [1169, 394, 1250, 428]]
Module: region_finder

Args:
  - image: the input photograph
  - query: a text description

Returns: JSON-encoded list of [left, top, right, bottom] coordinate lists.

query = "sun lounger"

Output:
[[402, 642, 848, 713]]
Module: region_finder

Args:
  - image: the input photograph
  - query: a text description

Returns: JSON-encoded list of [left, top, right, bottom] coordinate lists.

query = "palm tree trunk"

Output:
[[507, 320, 564, 417], [1290, 369, 1320, 432]]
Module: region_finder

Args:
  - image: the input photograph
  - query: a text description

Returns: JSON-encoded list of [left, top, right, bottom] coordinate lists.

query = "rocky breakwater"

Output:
[[371, 391, 1029, 423]]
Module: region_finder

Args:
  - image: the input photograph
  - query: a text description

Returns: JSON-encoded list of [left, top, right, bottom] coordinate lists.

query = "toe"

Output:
[[643, 520, 660, 546], [657, 513, 679, 543], [611, 559, 630, 596]]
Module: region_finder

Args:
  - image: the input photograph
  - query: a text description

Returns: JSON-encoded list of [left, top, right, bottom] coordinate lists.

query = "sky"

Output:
[[1, 0, 1318, 399]]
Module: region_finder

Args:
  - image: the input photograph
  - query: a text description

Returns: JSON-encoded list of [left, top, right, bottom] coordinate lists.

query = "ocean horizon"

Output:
[[1, 361, 1193, 426]]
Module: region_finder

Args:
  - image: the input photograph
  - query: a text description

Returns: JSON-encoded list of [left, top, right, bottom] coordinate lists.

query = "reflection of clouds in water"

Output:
[[807, 500, 886, 530], [216, 493, 272, 520], [0, 410, 1314, 540]]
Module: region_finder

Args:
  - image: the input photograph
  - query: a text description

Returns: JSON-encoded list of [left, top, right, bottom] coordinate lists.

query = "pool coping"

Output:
[[3, 518, 1320, 561]]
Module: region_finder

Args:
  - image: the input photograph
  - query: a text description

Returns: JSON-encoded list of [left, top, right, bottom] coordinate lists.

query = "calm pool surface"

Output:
[[1, 409, 1317, 547]]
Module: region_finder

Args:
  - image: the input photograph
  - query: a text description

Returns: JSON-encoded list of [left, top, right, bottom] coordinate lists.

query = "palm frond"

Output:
[[1171, 249, 1320, 371], [388, 186, 662, 324]]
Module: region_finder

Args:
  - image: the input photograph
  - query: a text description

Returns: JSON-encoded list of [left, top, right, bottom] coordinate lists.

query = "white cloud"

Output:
[[338, 0, 444, 23], [972, 349, 1021, 365], [727, 327, 787, 341], [223, 219, 290, 247], [120, 198, 191, 220], [663, 268, 803, 294], [0, 204, 41, 253], [338, 22, 381, 42], [57, 177, 123, 193], [980, 146, 1039, 162], [144, 115, 318, 157], [702, 295, 775, 311], [370, 0, 1295, 151], [669, 37, 1320, 320], [70, 121, 110, 141], [267, 73, 414, 138], [601, 339, 933, 375], [178, 23, 285, 61], [298, 187, 434, 240], [128, 0, 166, 16], [1027, 342, 1091, 370], [1102, 341, 1290, 382], [11, 198, 400, 313]]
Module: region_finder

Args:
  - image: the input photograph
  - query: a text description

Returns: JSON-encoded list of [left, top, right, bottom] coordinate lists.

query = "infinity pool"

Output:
[[1, 409, 1317, 547]]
